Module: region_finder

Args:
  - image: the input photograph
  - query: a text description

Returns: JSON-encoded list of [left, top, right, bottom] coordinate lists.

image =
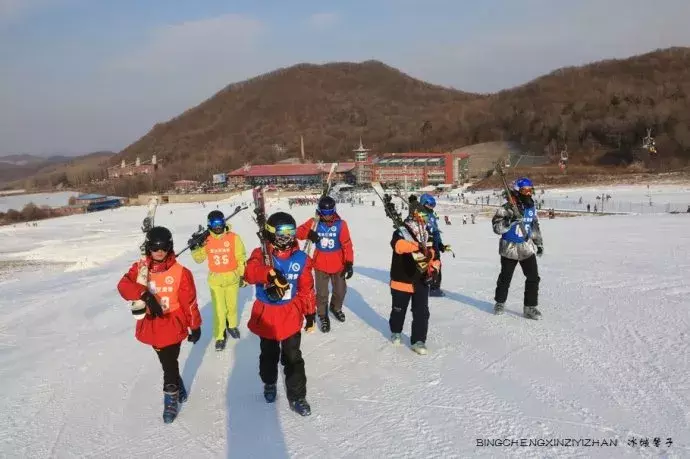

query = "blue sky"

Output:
[[1, 0, 689, 155]]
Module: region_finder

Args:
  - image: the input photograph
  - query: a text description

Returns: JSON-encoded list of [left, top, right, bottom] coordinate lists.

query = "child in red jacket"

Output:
[[296, 196, 354, 333], [244, 212, 316, 416], [117, 226, 202, 424]]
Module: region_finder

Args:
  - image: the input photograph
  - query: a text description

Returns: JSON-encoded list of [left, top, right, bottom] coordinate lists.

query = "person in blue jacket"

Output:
[[491, 177, 544, 319], [418, 193, 450, 297]]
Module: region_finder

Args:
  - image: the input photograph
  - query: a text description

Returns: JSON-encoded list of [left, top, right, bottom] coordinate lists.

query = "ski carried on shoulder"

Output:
[[249, 186, 286, 301], [370, 182, 430, 275], [304, 162, 338, 257], [177, 204, 249, 257], [131, 196, 159, 320], [494, 158, 529, 240]]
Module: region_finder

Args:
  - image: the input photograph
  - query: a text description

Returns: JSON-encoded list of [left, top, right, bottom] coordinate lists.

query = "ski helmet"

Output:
[[512, 177, 534, 196], [419, 193, 436, 209], [207, 210, 225, 232], [145, 226, 173, 253], [265, 212, 297, 250], [408, 195, 418, 204], [317, 196, 336, 219]]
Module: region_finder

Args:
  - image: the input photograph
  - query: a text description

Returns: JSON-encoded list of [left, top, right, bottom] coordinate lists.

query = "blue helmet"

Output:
[[512, 177, 534, 195], [419, 193, 436, 209]]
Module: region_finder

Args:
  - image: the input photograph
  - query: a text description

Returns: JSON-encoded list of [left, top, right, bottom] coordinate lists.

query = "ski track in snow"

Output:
[[1, 186, 689, 458]]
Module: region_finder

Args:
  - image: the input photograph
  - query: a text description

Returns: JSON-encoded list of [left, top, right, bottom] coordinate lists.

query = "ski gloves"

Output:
[[537, 245, 544, 257], [307, 230, 320, 244], [187, 229, 208, 251], [266, 269, 289, 302], [340, 261, 353, 280], [187, 327, 201, 343], [141, 290, 164, 318]]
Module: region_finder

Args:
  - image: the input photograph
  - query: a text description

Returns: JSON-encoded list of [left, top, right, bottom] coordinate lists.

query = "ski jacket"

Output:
[[296, 214, 354, 274], [389, 230, 439, 293], [117, 254, 202, 349], [191, 228, 246, 287], [492, 203, 543, 261], [244, 245, 316, 341]]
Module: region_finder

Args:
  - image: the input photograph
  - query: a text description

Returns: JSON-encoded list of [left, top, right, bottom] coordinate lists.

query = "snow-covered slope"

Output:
[[0, 190, 689, 458]]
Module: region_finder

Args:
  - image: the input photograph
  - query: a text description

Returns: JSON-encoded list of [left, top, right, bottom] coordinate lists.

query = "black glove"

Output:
[[341, 261, 353, 280], [307, 229, 320, 244], [188, 229, 207, 251], [304, 314, 316, 332], [537, 246, 544, 257], [187, 327, 201, 343], [141, 290, 164, 318], [265, 269, 289, 302]]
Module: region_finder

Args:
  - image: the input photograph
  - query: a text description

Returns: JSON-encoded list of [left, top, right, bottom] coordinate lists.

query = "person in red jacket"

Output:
[[117, 226, 202, 424], [244, 211, 316, 416], [296, 196, 354, 333]]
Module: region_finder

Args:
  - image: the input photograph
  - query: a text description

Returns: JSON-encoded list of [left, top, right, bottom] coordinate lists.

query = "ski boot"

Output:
[[329, 307, 346, 323], [411, 341, 428, 355], [227, 327, 241, 339], [263, 383, 277, 403], [523, 306, 542, 320], [162, 383, 179, 424], [215, 335, 227, 351], [493, 302, 505, 315], [319, 315, 331, 333], [290, 398, 312, 416], [178, 378, 188, 404], [390, 333, 402, 345], [429, 288, 445, 297]]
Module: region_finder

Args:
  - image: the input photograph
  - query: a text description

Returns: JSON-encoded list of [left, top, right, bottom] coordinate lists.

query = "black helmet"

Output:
[[317, 196, 336, 217], [408, 194, 418, 203], [145, 226, 173, 253], [207, 210, 225, 231], [264, 212, 297, 250]]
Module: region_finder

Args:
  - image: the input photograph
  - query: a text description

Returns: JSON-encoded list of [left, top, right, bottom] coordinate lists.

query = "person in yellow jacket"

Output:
[[189, 210, 247, 351]]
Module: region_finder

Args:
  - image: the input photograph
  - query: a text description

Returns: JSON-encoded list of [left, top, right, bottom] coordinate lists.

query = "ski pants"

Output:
[[210, 282, 240, 340], [390, 281, 430, 344], [259, 333, 306, 401], [315, 270, 346, 317], [494, 255, 540, 307], [154, 342, 181, 390]]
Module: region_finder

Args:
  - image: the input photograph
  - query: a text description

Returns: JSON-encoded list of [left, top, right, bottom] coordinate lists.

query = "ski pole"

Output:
[[176, 204, 248, 256]]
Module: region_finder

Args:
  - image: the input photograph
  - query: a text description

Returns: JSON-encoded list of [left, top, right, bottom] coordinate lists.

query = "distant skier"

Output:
[[243, 212, 316, 416], [471, 214, 476, 224], [462, 215, 467, 225], [444, 215, 451, 225], [189, 210, 247, 351], [116, 226, 202, 424], [389, 205, 440, 355], [418, 193, 450, 297], [491, 177, 544, 319], [297, 196, 354, 333]]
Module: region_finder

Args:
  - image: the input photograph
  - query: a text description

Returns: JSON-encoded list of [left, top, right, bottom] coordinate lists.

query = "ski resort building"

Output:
[[370, 151, 470, 187], [227, 163, 356, 187]]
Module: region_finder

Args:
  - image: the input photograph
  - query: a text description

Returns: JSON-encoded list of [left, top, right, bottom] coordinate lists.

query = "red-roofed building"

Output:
[[228, 162, 356, 187], [372, 151, 470, 186]]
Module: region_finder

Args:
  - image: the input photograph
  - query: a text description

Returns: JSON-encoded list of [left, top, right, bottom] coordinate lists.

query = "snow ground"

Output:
[[0, 186, 689, 458], [0, 191, 80, 213]]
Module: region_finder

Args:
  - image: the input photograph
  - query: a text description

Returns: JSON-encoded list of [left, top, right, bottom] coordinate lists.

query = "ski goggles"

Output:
[[265, 223, 296, 237], [208, 218, 225, 229], [318, 208, 336, 216], [146, 240, 172, 252], [518, 186, 534, 197]]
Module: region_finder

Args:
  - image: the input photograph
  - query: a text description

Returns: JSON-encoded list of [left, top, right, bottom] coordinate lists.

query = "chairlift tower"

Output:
[[353, 137, 370, 185]]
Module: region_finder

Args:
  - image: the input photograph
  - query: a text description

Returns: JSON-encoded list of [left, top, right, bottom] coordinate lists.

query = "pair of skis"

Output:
[[370, 182, 431, 275], [303, 163, 339, 257], [176, 204, 248, 257], [494, 158, 529, 240], [131, 197, 160, 320], [251, 186, 288, 301]]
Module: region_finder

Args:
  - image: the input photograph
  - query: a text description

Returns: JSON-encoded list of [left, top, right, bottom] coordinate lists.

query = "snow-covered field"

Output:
[[0, 191, 80, 212], [1, 186, 689, 458]]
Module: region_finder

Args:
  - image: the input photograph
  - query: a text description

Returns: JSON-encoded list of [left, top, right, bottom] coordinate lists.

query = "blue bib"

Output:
[[502, 206, 536, 243], [255, 250, 308, 305], [315, 220, 342, 252]]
